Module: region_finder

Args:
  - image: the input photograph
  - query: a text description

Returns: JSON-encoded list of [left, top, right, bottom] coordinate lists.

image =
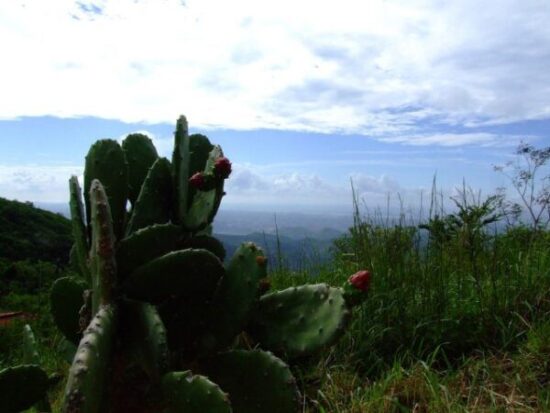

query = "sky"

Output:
[[1, 0, 549, 216]]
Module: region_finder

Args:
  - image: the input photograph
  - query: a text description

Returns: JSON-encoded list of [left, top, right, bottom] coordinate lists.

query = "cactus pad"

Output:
[[201, 243, 267, 352], [162, 371, 231, 413], [22, 324, 41, 365], [201, 350, 300, 413], [69, 176, 90, 281], [89, 180, 117, 313], [63, 305, 117, 413], [181, 235, 226, 262], [51, 276, 88, 345], [250, 284, 351, 358], [121, 301, 169, 382], [84, 139, 128, 240], [122, 249, 224, 304], [116, 223, 183, 281], [185, 145, 225, 230], [172, 115, 190, 224], [0, 365, 49, 413], [125, 157, 173, 236], [122, 133, 159, 206]]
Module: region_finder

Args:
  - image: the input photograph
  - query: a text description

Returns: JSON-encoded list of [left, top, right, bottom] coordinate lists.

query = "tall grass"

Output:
[[272, 183, 550, 380]]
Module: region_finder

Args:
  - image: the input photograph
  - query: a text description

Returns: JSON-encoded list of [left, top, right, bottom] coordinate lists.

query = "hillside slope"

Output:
[[0, 197, 72, 265]]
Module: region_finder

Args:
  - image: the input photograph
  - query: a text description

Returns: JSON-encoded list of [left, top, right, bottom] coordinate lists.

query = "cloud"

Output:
[[0, 164, 83, 202], [1, 0, 549, 139], [225, 164, 345, 206]]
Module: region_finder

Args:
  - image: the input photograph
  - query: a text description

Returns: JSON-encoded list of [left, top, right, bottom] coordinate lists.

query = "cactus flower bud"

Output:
[[214, 157, 232, 179], [348, 270, 371, 292], [189, 172, 206, 189]]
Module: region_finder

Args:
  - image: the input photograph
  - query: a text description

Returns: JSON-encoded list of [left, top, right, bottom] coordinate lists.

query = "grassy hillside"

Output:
[[0, 197, 72, 265]]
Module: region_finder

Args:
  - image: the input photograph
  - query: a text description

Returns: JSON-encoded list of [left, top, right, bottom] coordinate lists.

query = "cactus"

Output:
[[51, 115, 370, 412], [0, 325, 58, 413]]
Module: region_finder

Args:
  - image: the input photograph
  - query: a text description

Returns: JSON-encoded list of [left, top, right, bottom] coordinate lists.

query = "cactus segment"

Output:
[[172, 115, 190, 224], [122, 133, 159, 206], [125, 158, 173, 236], [117, 223, 184, 281], [202, 243, 267, 352], [63, 305, 117, 413], [181, 235, 226, 262], [89, 180, 117, 314], [0, 365, 50, 413], [69, 176, 91, 282], [162, 371, 232, 413], [185, 146, 225, 230], [22, 325, 53, 412], [201, 350, 300, 413], [23, 324, 41, 365], [250, 284, 351, 358], [121, 301, 169, 382], [122, 249, 224, 304], [187, 133, 214, 207], [51, 276, 88, 345], [188, 134, 215, 177], [84, 139, 128, 240]]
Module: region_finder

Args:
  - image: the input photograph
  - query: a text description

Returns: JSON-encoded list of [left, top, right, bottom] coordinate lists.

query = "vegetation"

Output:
[[1, 141, 549, 412]]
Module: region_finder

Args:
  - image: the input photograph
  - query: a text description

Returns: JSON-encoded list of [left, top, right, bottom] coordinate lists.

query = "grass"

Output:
[[267, 188, 550, 411]]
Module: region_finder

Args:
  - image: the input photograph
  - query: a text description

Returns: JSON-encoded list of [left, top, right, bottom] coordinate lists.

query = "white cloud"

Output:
[[1, 0, 549, 139], [0, 164, 83, 202], [225, 164, 346, 207]]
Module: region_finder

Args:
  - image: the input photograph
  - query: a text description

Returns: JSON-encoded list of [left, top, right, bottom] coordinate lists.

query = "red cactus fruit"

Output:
[[214, 157, 232, 179], [348, 270, 371, 292], [188, 172, 206, 189]]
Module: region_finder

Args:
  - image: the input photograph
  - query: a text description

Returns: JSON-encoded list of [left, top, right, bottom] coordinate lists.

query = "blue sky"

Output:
[[1, 0, 549, 215]]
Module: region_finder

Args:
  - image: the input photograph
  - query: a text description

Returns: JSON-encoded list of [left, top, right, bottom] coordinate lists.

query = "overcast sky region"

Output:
[[1, 0, 549, 217]]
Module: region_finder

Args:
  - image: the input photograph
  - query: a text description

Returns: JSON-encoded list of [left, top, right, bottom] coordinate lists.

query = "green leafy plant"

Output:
[[49, 116, 369, 413]]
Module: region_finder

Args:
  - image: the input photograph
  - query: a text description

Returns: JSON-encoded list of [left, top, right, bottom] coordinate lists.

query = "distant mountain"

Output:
[[0, 197, 72, 265], [216, 231, 339, 271], [3, 198, 345, 271]]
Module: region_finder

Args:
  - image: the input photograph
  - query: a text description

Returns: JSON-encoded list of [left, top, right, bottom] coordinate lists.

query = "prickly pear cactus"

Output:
[[0, 325, 57, 413], [51, 115, 371, 413]]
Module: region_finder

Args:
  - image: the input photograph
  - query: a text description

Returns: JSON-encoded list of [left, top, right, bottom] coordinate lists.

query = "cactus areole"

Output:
[[52, 115, 367, 413]]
